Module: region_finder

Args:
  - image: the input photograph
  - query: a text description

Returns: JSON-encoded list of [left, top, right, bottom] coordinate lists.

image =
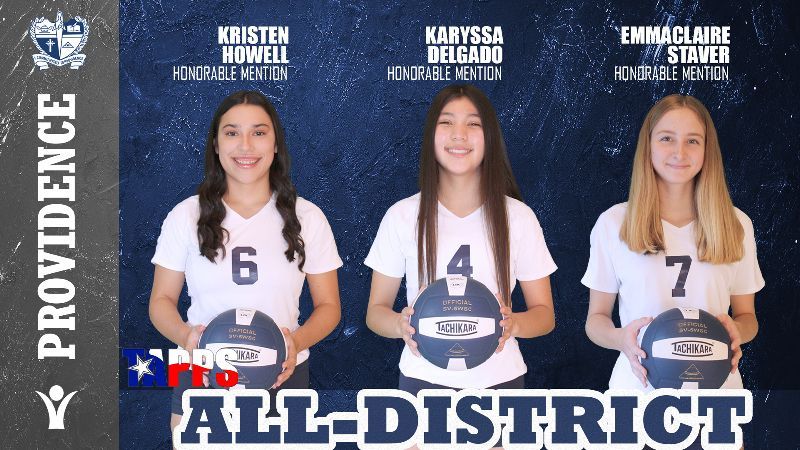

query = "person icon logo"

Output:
[[35, 385, 78, 430]]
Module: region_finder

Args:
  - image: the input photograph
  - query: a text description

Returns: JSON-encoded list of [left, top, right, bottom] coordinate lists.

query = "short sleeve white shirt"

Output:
[[581, 203, 765, 390], [152, 195, 343, 365], [365, 193, 558, 388]]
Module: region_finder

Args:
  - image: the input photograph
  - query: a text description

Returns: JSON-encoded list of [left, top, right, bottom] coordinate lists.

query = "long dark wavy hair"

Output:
[[197, 90, 305, 270], [417, 84, 522, 306]]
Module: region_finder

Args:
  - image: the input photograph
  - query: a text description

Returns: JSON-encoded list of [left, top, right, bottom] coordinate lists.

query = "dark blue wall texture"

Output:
[[120, 1, 799, 448]]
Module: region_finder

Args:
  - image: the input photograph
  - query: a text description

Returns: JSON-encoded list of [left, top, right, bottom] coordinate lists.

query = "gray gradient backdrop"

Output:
[[0, 1, 119, 447]]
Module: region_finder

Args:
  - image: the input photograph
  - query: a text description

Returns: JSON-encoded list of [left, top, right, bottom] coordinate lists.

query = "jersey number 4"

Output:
[[232, 246, 258, 285], [665, 255, 692, 297], [447, 244, 474, 278]]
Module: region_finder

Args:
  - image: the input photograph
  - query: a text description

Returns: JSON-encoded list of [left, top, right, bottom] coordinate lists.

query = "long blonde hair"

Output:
[[620, 94, 744, 264]]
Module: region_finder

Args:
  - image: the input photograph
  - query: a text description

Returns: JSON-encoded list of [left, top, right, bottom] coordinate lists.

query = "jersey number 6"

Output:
[[232, 246, 258, 285]]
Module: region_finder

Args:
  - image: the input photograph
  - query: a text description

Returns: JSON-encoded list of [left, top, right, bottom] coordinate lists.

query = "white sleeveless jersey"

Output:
[[152, 194, 343, 364], [365, 193, 557, 388], [581, 203, 765, 391]]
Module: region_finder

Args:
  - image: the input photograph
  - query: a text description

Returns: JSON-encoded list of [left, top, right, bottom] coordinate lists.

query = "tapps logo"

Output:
[[29, 11, 88, 70]]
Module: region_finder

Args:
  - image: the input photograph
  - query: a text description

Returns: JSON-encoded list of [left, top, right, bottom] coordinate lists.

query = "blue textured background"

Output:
[[120, 1, 800, 448]]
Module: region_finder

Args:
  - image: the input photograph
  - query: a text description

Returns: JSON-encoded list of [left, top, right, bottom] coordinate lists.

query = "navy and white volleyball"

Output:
[[199, 308, 287, 388], [411, 276, 503, 370], [641, 307, 732, 389]]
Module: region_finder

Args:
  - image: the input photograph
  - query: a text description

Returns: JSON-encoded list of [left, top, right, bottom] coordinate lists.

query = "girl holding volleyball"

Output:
[[365, 84, 557, 394], [583, 94, 764, 391], [148, 91, 342, 431]]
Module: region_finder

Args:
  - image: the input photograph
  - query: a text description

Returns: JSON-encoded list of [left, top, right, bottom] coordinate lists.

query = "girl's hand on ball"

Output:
[[716, 314, 742, 374], [497, 305, 514, 353], [621, 316, 652, 387], [399, 307, 420, 357], [183, 324, 205, 353], [272, 328, 297, 389], [182, 324, 209, 386]]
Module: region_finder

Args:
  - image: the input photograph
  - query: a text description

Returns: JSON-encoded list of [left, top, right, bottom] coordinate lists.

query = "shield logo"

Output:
[[30, 11, 89, 69]]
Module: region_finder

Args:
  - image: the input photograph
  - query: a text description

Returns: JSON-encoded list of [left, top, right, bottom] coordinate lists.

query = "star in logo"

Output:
[[128, 354, 155, 382]]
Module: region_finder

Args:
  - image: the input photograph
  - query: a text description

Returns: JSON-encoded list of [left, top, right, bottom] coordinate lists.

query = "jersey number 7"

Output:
[[665, 255, 691, 297]]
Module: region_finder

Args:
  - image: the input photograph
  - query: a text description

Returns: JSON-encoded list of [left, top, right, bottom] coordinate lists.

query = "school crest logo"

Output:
[[30, 11, 89, 70]]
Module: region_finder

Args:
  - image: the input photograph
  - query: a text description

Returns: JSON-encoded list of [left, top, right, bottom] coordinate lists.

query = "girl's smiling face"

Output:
[[434, 97, 485, 177], [215, 104, 276, 187], [650, 107, 706, 186]]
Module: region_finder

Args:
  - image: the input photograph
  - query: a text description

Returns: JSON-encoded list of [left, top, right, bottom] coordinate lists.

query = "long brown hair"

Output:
[[620, 94, 743, 263], [196, 90, 305, 269], [417, 84, 522, 305]]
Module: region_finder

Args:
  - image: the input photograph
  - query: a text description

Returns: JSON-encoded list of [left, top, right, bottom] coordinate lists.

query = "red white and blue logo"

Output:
[[122, 348, 239, 388], [30, 11, 89, 70]]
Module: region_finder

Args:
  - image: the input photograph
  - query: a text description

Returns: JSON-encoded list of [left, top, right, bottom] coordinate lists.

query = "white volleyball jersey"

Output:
[[581, 203, 765, 391], [152, 194, 343, 365], [365, 193, 557, 388]]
